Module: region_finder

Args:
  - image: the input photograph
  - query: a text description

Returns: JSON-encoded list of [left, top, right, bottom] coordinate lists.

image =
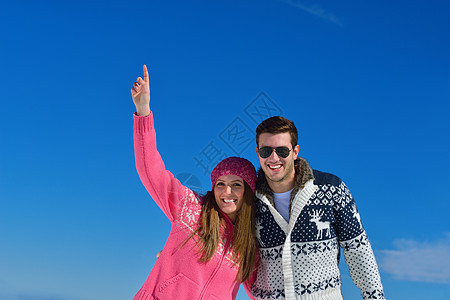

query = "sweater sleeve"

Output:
[[133, 112, 186, 222], [333, 181, 386, 300]]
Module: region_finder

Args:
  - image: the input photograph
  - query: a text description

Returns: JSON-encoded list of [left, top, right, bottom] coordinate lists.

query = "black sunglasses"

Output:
[[258, 146, 292, 159]]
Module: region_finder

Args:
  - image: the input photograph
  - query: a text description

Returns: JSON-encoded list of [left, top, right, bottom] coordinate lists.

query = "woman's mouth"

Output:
[[223, 198, 236, 203]]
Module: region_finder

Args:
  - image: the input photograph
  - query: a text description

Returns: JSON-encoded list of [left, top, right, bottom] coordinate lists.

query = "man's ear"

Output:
[[293, 145, 300, 159], [255, 146, 259, 157]]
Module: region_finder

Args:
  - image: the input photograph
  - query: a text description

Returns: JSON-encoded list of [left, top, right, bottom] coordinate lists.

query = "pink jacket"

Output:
[[133, 113, 255, 300]]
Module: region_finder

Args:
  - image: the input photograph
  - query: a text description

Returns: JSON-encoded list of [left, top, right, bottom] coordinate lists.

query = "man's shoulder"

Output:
[[312, 169, 342, 187]]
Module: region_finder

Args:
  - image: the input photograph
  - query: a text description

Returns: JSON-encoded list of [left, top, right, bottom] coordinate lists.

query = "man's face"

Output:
[[256, 132, 299, 188]]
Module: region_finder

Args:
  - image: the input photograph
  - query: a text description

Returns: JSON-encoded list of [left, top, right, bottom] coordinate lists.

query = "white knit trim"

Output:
[[282, 231, 295, 299], [256, 192, 289, 233], [289, 180, 318, 229], [283, 180, 318, 299], [294, 286, 343, 300]]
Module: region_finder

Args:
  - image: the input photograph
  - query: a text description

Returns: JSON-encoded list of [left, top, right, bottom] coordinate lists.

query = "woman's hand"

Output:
[[131, 64, 151, 116]]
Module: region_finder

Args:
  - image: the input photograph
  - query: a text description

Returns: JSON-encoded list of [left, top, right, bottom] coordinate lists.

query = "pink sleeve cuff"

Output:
[[133, 111, 154, 134]]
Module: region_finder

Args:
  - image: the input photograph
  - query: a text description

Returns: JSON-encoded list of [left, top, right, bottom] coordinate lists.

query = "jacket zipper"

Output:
[[198, 221, 232, 300]]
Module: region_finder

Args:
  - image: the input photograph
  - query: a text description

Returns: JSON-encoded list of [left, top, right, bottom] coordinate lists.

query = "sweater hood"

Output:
[[256, 157, 315, 208]]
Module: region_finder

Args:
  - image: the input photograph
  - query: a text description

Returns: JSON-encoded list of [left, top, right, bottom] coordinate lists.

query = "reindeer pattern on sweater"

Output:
[[251, 158, 385, 300]]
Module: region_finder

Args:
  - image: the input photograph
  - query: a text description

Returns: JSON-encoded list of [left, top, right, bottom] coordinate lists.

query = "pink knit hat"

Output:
[[210, 157, 256, 193]]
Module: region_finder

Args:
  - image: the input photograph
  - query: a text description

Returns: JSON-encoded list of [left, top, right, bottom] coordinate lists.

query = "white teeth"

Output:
[[223, 199, 236, 203], [269, 165, 281, 169]]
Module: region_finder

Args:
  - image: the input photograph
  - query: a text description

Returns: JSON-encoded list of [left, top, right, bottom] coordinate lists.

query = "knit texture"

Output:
[[251, 159, 385, 300], [211, 156, 257, 192], [133, 113, 255, 300]]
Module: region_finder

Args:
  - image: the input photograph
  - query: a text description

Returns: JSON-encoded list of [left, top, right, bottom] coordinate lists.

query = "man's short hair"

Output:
[[256, 116, 298, 148]]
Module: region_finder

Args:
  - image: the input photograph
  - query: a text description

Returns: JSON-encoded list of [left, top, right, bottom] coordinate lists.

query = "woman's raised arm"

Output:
[[131, 65, 186, 221]]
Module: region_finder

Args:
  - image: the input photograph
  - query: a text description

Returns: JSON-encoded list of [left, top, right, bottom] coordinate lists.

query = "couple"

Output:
[[130, 65, 385, 300]]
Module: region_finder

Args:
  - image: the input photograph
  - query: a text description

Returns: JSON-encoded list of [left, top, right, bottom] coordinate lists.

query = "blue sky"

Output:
[[1, 0, 449, 299]]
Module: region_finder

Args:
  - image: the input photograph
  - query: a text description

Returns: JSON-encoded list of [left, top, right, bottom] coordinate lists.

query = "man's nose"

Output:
[[268, 149, 279, 160]]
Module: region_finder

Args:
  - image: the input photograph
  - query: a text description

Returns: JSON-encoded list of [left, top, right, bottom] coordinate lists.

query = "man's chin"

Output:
[[266, 172, 284, 183]]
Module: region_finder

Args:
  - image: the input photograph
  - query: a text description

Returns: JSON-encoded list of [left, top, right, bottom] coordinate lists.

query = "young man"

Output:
[[251, 116, 385, 299]]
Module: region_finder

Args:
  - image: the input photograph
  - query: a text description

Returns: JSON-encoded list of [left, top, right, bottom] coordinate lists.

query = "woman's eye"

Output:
[[233, 183, 242, 187], [216, 182, 224, 187]]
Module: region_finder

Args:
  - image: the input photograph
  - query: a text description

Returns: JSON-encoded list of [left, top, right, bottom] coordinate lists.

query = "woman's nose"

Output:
[[224, 185, 232, 194]]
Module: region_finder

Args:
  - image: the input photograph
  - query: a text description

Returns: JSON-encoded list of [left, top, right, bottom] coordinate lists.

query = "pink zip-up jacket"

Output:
[[133, 112, 255, 300]]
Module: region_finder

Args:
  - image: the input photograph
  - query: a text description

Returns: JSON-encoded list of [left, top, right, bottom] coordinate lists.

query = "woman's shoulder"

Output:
[[176, 187, 204, 228]]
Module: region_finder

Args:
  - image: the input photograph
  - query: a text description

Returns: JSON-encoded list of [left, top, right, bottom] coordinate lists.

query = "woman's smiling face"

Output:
[[213, 174, 245, 223]]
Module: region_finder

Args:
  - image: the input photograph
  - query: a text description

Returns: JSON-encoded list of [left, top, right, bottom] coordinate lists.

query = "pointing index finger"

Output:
[[143, 64, 149, 83]]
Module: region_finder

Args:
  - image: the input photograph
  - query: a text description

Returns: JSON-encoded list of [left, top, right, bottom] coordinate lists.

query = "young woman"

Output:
[[131, 65, 257, 300]]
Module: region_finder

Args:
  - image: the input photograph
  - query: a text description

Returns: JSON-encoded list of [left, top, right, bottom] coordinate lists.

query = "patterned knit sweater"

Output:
[[133, 113, 254, 300], [251, 158, 385, 300]]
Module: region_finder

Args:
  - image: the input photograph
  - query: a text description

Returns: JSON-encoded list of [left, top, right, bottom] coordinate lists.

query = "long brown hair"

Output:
[[186, 181, 257, 282]]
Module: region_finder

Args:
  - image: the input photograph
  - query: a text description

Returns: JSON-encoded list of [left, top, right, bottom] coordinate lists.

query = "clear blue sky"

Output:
[[1, 0, 450, 299]]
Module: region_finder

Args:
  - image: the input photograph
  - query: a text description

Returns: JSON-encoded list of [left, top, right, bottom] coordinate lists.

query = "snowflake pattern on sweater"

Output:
[[252, 166, 385, 300], [177, 187, 239, 269]]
